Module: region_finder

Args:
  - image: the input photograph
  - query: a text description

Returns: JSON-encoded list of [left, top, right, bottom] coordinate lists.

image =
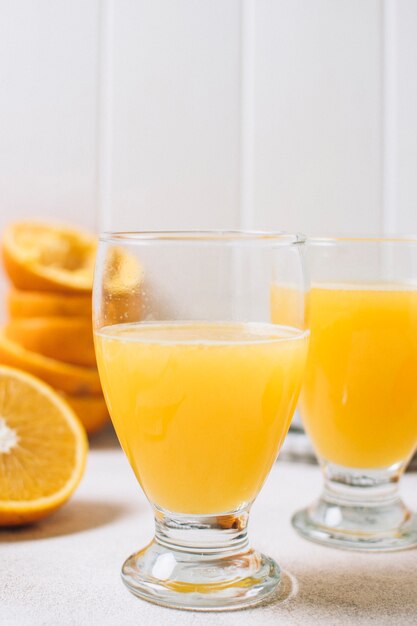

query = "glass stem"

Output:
[[321, 460, 405, 507], [154, 507, 251, 556]]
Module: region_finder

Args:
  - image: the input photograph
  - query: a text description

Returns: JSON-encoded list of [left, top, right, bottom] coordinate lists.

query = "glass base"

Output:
[[121, 508, 284, 611], [292, 461, 417, 552]]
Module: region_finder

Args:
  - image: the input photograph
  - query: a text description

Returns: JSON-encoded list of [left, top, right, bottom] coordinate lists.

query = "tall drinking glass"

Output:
[[287, 238, 417, 551], [93, 232, 308, 610]]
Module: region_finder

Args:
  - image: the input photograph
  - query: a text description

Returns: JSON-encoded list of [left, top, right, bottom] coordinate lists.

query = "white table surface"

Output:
[[2, 426, 417, 626]]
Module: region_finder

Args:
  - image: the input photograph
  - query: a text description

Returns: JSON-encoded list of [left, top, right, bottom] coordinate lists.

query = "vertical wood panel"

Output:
[[250, 0, 383, 236], [382, 0, 398, 234], [393, 0, 417, 233], [106, 0, 241, 231], [0, 1, 99, 231], [239, 0, 256, 229]]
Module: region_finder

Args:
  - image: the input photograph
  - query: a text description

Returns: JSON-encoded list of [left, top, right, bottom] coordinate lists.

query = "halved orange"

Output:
[[5, 317, 96, 367], [0, 365, 87, 526], [2, 221, 96, 293], [60, 393, 109, 435], [7, 289, 92, 319], [0, 329, 101, 395]]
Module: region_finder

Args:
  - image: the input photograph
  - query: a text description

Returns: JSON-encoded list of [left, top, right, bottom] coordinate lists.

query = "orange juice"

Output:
[[297, 285, 417, 468], [95, 322, 308, 514]]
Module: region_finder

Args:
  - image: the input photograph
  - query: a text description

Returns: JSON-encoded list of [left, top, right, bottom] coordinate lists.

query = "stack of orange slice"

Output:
[[1, 222, 109, 434]]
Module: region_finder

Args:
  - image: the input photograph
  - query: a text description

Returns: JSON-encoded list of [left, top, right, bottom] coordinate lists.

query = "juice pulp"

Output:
[[296, 285, 417, 468], [95, 322, 308, 514]]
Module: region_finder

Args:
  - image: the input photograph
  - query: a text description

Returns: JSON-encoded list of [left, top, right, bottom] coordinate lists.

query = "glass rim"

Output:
[[308, 235, 417, 245], [99, 230, 305, 245]]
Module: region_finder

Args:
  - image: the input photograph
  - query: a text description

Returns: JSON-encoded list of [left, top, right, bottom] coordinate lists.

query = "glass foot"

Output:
[[292, 504, 417, 552], [292, 461, 417, 552], [122, 541, 281, 611], [121, 509, 284, 611]]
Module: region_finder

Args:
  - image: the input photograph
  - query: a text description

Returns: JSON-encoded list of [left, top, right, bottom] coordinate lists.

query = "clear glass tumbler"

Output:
[[289, 237, 417, 551], [93, 232, 308, 610]]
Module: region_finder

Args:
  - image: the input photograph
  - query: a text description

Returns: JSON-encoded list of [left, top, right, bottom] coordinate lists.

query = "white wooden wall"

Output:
[[0, 0, 416, 239]]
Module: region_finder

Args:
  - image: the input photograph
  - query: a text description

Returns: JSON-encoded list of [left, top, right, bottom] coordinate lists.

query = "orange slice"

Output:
[[7, 289, 92, 319], [100, 246, 143, 325], [60, 393, 109, 435], [103, 246, 143, 294], [0, 329, 101, 395], [0, 365, 87, 526], [2, 221, 96, 293], [5, 317, 96, 367]]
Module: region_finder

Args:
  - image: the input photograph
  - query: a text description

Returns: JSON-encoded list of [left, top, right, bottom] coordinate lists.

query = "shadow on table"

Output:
[[89, 423, 120, 450], [257, 570, 299, 609], [0, 498, 135, 542], [264, 561, 417, 620]]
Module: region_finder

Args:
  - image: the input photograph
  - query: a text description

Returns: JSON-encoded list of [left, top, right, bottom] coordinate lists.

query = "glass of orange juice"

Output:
[[93, 232, 308, 610], [274, 237, 417, 551]]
